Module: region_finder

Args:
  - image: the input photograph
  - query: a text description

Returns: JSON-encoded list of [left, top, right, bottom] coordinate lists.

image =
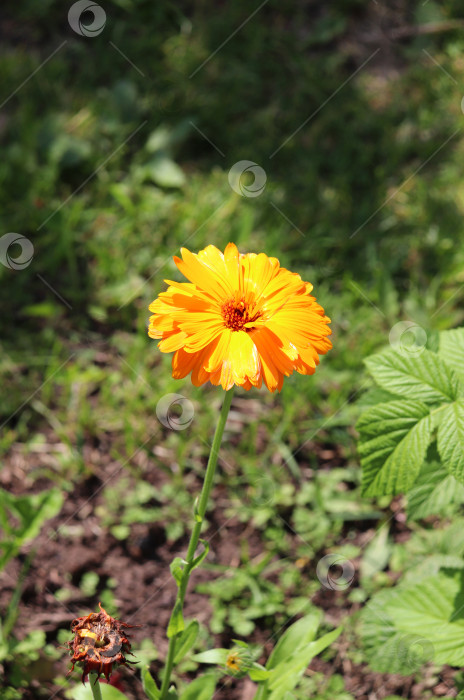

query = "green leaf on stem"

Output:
[[266, 612, 321, 670], [170, 558, 186, 588], [142, 667, 161, 700], [193, 497, 202, 523], [192, 648, 229, 664], [167, 600, 185, 638], [191, 539, 210, 570], [231, 639, 249, 648], [248, 663, 271, 681], [173, 620, 200, 663], [266, 627, 342, 698]]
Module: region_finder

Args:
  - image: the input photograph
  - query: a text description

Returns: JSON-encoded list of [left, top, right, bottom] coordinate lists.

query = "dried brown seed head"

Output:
[[67, 603, 138, 683]]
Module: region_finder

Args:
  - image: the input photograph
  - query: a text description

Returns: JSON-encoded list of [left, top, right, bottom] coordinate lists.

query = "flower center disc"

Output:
[[222, 299, 256, 331]]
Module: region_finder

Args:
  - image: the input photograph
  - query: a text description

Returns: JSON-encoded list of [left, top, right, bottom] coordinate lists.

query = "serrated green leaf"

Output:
[[356, 387, 402, 408], [362, 570, 464, 670], [439, 329, 464, 384], [406, 461, 464, 520], [364, 349, 458, 404], [173, 620, 199, 664], [178, 674, 217, 700], [142, 667, 161, 700], [437, 400, 464, 483], [361, 587, 402, 673], [358, 401, 432, 496], [357, 400, 429, 439], [167, 601, 185, 638]]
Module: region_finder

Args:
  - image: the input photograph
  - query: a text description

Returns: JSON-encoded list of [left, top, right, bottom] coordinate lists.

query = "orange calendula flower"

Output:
[[148, 243, 332, 392]]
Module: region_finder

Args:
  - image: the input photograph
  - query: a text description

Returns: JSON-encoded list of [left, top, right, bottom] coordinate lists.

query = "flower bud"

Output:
[[224, 647, 253, 679]]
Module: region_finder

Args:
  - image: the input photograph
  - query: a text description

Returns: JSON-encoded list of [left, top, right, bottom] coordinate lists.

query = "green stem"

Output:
[[160, 388, 234, 699], [89, 673, 103, 700]]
